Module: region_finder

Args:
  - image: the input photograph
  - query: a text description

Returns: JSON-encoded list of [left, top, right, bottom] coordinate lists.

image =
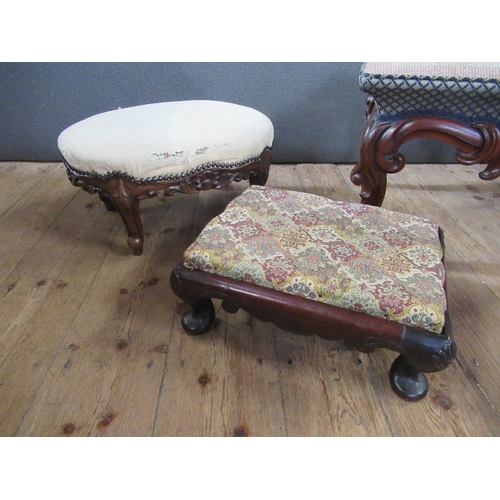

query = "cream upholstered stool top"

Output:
[[58, 100, 274, 255], [351, 62, 500, 206], [171, 186, 456, 401]]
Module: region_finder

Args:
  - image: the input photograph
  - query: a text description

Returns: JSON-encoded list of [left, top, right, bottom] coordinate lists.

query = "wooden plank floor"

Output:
[[1, 161, 499, 437]]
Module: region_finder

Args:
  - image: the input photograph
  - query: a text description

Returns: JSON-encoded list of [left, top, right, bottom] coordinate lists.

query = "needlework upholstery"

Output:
[[183, 186, 447, 333], [360, 62, 500, 126]]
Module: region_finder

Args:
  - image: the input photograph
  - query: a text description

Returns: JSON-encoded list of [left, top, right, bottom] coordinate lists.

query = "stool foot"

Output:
[[479, 161, 500, 180], [127, 235, 144, 256], [390, 354, 428, 402], [181, 298, 216, 335]]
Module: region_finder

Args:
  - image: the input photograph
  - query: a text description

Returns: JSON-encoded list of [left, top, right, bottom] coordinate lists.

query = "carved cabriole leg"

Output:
[[101, 177, 144, 256], [64, 147, 272, 255], [170, 265, 456, 401], [77, 176, 145, 255], [351, 95, 500, 206], [66, 166, 146, 255]]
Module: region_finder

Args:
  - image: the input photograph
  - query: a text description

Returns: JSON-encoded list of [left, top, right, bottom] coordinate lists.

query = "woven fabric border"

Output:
[[359, 65, 500, 125]]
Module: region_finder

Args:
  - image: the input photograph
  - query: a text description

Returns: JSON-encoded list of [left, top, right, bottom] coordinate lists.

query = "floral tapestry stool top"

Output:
[[171, 186, 456, 401]]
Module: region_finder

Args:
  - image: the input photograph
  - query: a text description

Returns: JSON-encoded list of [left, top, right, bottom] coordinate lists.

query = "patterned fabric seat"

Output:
[[171, 186, 456, 401], [351, 62, 500, 206], [183, 186, 447, 333]]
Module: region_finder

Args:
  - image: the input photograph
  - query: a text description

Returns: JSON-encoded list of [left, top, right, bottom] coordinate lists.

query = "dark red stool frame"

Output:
[[170, 227, 456, 402]]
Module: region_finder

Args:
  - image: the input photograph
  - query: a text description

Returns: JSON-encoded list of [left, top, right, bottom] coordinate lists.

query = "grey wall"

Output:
[[0, 62, 456, 163]]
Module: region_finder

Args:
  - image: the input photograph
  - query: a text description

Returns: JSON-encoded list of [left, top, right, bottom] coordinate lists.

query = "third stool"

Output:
[[351, 62, 500, 206]]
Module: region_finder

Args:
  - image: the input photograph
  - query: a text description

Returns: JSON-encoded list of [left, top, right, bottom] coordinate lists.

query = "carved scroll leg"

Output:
[[479, 163, 500, 180], [479, 157, 500, 181], [355, 114, 500, 207], [351, 97, 390, 207], [351, 161, 387, 207], [350, 162, 363, 186], [360, 162, 387, 207], [462, 122, 500, 181], [365, 172, 387, 208]]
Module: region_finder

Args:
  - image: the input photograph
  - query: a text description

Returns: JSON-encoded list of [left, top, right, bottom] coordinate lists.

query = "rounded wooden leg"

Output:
[[127, 235, 144, 256], [390, 354, 429, 402], [181, 298, 216, 335]]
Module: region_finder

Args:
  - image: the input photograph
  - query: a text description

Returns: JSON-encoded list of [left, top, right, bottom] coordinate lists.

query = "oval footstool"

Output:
[[58, 100, 274, 255]]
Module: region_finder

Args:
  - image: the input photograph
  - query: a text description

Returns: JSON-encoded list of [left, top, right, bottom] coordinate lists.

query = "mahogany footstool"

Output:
[[170, 186, 456, 401], [58, 100, 274, 255], [351, 62, 500, 206]]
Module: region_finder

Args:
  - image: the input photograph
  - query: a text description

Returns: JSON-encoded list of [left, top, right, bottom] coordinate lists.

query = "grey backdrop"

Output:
[[0, 62, 456, 164]]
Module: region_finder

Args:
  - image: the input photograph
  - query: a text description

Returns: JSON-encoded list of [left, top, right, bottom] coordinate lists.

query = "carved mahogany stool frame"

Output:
[[63, 147, 271, 256], [170, 227, 456, 402], [350, 95, 500, 206]]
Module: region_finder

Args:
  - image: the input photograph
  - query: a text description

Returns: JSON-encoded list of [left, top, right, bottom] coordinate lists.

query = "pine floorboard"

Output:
[[1, 161, 499, 437]]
